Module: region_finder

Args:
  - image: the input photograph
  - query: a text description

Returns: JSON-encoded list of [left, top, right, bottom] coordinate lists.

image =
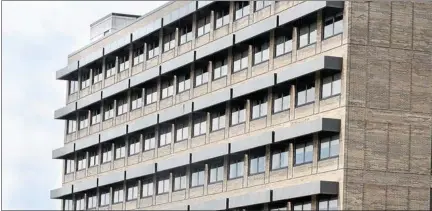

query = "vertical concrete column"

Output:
[[287, 201, 292, 211], [174, 27, 179, 57], [143, 43, 148, 70], [172, 75, 177, 105], [187, 113, 193, 149], [97, 143, 102, 173], [99, 99, 104, 132], [65, 80, 70, 104], [96, 187, 100, 209], [113, 99, 118, 125], [75, 112, 79, 141], [247, 45, 253, 78], [170, 123, 175, 154], [207, 61, 213, 92], [204, 163, 209, 194], [225, 101, 231, 138], [190, 63, 196, 96], [73, 152, 78, 179], [168, 172, 173, 202], [248, 1, 254, 23], [111, 142, 115, 167], [154, 125, 159, 156], [228, 1, 235, 33], [89, 68, 94, 93], [205, 112, 211, 143], [264, 145, 271, 183], [141, 88, 146, 115], [127, 89, 132, 121], [316, 11, 323, 54], [243, 153, 248, 187], [137, 180, 142, 207], [291, 27, 298, 62], [87, 109, 91, 134], [245, 99, 251, 133], [314, 71, 321, 114], [223, 155, 229, 191], [63, 121, 68, 143], [156, 77, 162, 110], [192, 13, 198, 48], [185, 165, 191, 198], [290, 84, 296, 119], [158, 29, 164, 64], [77, 68, 82, 95], [123, 177, 127, 207], [268, 30, 276, 71], [114, 56, 120, 82], [85, 151, 89, 175], [109, 186, 113, 207], [312, 133, 319, 173], [125, 137, 129, 166], [267, 87, 273, 126], [139, 133, 144, 162], [288, 142, 294, 179], [101, 55, 107, 87], [210, 10, 215, 41], [311, 195, 318, 210], [263, 203, 269, 211], [226, 47, 233, 86], [129, 42, 134, 77]]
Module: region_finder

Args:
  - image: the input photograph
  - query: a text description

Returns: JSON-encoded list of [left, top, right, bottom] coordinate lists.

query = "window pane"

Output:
[[239, 109, 245, 123], [250, 158, 257, 174], [299, 26, 309, 48], [260, 102, 267, 116], [262, 48, 269, 61], [330, 137, 340, 157], [324, 21, 334, 38], [320, 138, 330, 159], [281, 151, 288, 167], [229, 163, 236, 178], [297, 90, 306, 105], [276, 44, 284, 57], [306, 87, 315, 103], [285, 39, 292, 52], [231, 111, 238, 125], [322, 76, 333, 98], [303, 203, 312, 211], [295, 145, 304, 164], [274, 98, 282, 113], [272, 153, 280, 169], [334, 18, 343, 35], [254, 52, 261, 64], [332, 73, 341, 95], [238, 162, 244, 176], [329, 198, 338, 210], [241, 57, 248, 69], [309, 23, 317, 43], [282, 95, 290, 110], [305, 143, 313, 162]]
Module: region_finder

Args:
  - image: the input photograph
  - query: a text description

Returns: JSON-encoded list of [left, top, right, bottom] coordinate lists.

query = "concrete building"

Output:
[[51, 1, 432, 210]]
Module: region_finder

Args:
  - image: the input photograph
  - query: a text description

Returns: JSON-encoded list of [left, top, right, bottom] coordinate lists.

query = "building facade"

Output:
[[51, 1, 432, 210]]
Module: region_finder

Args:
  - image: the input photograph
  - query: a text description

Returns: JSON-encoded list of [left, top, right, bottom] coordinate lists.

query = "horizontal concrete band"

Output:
[[52, 54, 342, 158], [189, 180, 339, 210], [51, 118, 340, 198]]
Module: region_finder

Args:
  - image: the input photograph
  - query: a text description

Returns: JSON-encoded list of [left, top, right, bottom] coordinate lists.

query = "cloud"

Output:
[[2, 1, 166, 209]]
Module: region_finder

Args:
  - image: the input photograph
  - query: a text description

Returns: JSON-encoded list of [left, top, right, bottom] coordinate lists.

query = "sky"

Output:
[[2, 1, 167, 209]]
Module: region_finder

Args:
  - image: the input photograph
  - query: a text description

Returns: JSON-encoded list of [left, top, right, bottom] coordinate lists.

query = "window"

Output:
[[112, 186, 124, 204], [115, 142, 126, 159], [253, 41, 269, 65], [193, 115, 207, 137], [273, 90, 290, 113], [293, 201, 312, 211], [180, 24, 193, 44], [104, 102, 114, 120], [133, 47, 144, 65], [271, 146, 288, 170], [249, 150, 265, 174], [92, 67, 103, 84], [159, 126, 172, 147], [163, 32, 175, 52], [319, 197, 338, 211], [88, 150, 98, 167], [91, 109, 101, 125], [87, 192, 97, 209], [119, 55, 130, 72], [320, 134, 339, 159], [231, 104, 246, 125], [63, 199, 73, 210], [157, 176, 170, 194], [173, 170, 187, 191], [321, 72, 341, 99], [67, 120, 77, 134], [213, 57, 228, 79], [79, 115, 88, 130], [144, 132, 156, 151], [195, 68, 209, 87], [131, 90, 143, 110], [129, 136, 140, 156], [191, 167, 205, 187], [296, 75, 315, 106], [298, 20, 317, 48], [251, 97, 268, 119], [99, 190, 110, 206], [215, 8, 229, 29], [146, 86, 158, 104], [255, 1, 271, 11], [235, 1, 250, 20], [209, 162, 224, 183], [65, 158, 75, 174], [147, 41, 159, 59], [69, 80, 79, 94], [176, 120, 189, 142], [81, 71, 90, 89], [127, 182, 138, 201], [117, 97, 128, 116], [177, 73, 191, 93], [275, 34, 293, 57], [141, 180, 154, 197], [197, 15, 210, 37], [77, 154, 86, 170], [211, 111, 225, 131], [161, 79, 174, 99], [106, 62, 115, 78], [75, 195, 85, 211], [233, 49, 248, 72], [295, 141, 313, 165], [102, 145, 112, 163], [229, 155, 244, 179], [324, 12, 343, 39]]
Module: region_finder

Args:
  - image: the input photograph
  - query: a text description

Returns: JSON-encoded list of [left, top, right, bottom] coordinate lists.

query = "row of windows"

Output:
[[67, 71, 341, 134], [65, 132, 339, 178], [63, 136, 339, 209], [68, 10, 343, 95]]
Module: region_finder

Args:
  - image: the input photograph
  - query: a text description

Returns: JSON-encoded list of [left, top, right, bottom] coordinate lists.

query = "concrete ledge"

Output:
[[230, 131, 272, 153], [190, 198, 226, 210], [157, 152, 190, 172], [56, 62, 78, 80], [77, 91, 101, 109], [274, 118, 340, 143], [163, 2, 196, 26], [232, 73, 274, 98], [52, 142, 74, 159], [54, 102, 76, 119], [196, 34, 234, 60], [159, 102, 192, 123], [104, 35, 130, 55], [235, 16, 277, 44], [75, 133, 99, 151], [128, 113, 158, 133], [272, 180, 339, 201], [130, 66, 160, 87], [192, 143, 228, 163], [228, 190, 271, 209], [193, 87, 231, 111], [50, 184, 72, 199], [278, 1, 344, 26], [99, 170, 124, 187], [126, 163, 155, 180], [132, 18, 162, 42], [197, 1, 214, 9], [102, 79, 130, 98], [74, 178, 97, 193], [161, 51, 194, 75], [100, 124, 127, 143]]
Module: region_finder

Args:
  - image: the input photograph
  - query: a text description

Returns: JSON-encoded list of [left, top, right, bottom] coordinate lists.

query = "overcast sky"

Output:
[[2, 1, 167, 209]]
